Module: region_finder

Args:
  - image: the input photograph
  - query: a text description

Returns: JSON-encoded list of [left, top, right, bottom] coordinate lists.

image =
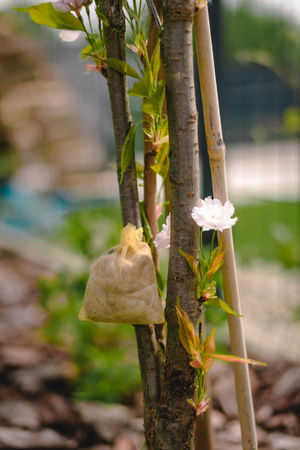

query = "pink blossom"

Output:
[[156, 203, 163, 220], [52, 0, 89, 13], [154, 214, 170, 250]]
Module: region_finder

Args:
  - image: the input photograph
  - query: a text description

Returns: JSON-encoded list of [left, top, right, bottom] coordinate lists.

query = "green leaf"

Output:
[[178, 247, 199, 276], [150, 40, 161, 82], [151, 155, 169, 179], [128, 80, 149, 98], [210, 235, 224, 261], [81, 44, 93, 60], [95, 6, 109, 27], [204, 297, 242, 317], [155, 139, 169, 167], [142, 81, 165, 116], [105, 58, 141, 79], [13, 3, 84, 31], [128, 69, 152, 98], [155, 268, 164, 297], [139, 201, 153, 245], [120, 125, 136, 184]]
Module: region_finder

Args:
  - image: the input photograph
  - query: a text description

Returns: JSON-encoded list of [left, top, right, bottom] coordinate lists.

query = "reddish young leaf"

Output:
[[178, 247, 199, 276], [200, 328, 216, 372], [206, 251, 225, 279], [176, 302, 200, 358], [207, 353, 267, 366], [190, 355, 203, 369], [200, 328, 216, 355]]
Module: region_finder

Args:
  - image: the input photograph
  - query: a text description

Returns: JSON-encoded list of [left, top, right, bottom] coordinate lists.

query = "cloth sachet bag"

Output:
[[79, 223, 164, 325]]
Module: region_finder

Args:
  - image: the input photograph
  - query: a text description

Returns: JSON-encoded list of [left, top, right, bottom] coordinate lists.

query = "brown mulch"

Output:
[[0, 250, 299, 450]]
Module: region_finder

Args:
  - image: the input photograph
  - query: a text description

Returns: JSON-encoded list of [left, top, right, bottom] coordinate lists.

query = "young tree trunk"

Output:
[[100, 0, 162, 436], [100, 0, 139, 225], [143, 0, 162, 267], [151, 1, 201, 447]]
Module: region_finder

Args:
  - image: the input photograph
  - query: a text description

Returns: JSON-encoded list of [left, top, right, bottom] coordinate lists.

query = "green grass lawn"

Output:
[[233, 200, 299, 268]]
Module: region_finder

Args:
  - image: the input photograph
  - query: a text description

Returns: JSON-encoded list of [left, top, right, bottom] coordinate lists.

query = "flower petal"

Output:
[[59, 30, 80, 42], [154, 214, 171, 250], [191, 197, 237, 232]]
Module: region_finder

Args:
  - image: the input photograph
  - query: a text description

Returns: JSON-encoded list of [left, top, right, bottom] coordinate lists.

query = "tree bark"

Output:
[[99, 0, 161, 435], [143, 0, 166, 373], [151, 1, 201, 447], [100, 0, 139, 226], [143, 0, 162, 266]]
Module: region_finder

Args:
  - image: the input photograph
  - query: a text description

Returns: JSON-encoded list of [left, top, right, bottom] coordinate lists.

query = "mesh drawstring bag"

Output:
[[79, 223, 164, 325]]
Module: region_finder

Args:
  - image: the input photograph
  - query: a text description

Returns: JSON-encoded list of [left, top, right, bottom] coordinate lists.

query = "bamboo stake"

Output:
[[194, 6, 257, 450]]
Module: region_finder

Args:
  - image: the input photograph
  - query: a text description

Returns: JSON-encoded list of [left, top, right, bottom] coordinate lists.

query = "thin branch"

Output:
[[145, 0, 162, 30], [143, 0, 166, 431], [98, 0, 161, 426]]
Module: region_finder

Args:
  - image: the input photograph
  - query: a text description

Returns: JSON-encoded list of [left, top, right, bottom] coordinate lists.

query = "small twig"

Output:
[[145, 0, 162, 30]]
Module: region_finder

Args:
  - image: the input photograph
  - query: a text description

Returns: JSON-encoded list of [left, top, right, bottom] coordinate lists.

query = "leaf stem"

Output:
[[85, 5, 94, 40], [77, 12, 94, 49], [210, 230, 216, 258], [200, 227, 205, 259]]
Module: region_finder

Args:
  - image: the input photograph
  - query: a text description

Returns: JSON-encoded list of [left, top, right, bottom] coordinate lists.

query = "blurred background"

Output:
[[0, 1, 299, 449]]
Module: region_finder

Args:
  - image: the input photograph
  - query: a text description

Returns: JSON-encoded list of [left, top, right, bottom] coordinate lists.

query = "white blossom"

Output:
[[154, 214, 170, 250], [191, 197, 237, 231], [52, 0, 88, 13], [59, 30, 81, 41]]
